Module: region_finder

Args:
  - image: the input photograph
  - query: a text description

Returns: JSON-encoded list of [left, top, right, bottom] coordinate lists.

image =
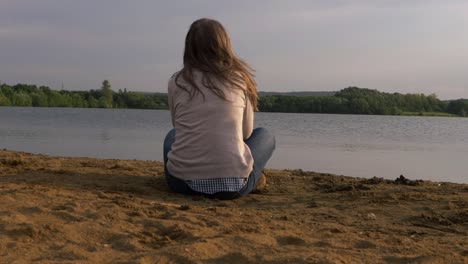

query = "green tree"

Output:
[[0, 93, 10, 106], [1, 86, 13, 98], [87, 96, 99, 108], [100, 80, 113, 108], [31, 92, 49, 107], [71, 94, 86, 108], [349, 98, 370, 114], [12, 93, 32, 106], [48, 90, 65, 107], [447, 99, 468, 116]]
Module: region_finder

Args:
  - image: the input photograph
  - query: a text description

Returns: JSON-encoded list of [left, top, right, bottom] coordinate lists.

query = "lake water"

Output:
[[1, 107, 467, 183]]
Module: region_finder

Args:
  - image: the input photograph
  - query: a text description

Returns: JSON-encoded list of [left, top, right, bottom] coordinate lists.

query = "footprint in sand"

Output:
[[1, 223, 38, 241], [17, 206, 43, 215], [51, 211, 84, 222], [312, 241, 332, 248], [354, 240, 377, 249], [383, 255, 443, 264], [107, 234, 138, 251], [275, 235, 307, 246], [138, 221, 195, 249], [51, 201, 77, 212], [205, 252, 252, 264], [50, 202, 84, 222], [33, 249, 86, 262]]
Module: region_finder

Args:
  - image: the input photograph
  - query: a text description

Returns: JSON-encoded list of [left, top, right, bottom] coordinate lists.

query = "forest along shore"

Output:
[[2, 83, 468, 117], [0, 149, 467, 263]]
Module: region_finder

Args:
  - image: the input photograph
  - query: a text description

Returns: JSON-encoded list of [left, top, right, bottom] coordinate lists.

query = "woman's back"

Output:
[[163, 18, 274, 199], [166, 70, 254, 181]]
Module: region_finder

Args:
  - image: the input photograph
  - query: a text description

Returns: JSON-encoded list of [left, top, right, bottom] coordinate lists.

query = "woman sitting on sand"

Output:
[[163, 18, 275, 200]]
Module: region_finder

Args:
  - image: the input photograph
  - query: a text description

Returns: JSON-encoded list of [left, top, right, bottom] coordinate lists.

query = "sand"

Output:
[[0, 149, 467, 264]]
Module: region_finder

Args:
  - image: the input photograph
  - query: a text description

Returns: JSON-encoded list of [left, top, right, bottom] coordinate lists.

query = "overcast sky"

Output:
[[1, 0, 467, 99]]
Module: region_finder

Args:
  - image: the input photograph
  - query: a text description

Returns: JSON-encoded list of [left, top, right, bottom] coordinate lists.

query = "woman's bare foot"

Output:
[[253, 172, 267, 192]]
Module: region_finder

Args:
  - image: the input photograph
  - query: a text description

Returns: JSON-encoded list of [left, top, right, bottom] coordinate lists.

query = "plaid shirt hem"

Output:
[[186, 177, 248, 194]]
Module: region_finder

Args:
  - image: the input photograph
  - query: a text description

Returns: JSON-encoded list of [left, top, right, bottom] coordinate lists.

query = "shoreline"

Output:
[[1, 149, 467, 263], [1, 105, 466, 118]]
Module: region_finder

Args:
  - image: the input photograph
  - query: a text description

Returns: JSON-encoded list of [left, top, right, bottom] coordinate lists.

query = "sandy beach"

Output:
[[0, 149, 466, 263]]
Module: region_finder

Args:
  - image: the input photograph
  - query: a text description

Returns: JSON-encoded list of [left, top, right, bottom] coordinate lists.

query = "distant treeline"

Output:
[[259, 87, 468, 117], [1, 81, 467, 117], [258, 91, 336, 97], [0, 81, 168, 109]]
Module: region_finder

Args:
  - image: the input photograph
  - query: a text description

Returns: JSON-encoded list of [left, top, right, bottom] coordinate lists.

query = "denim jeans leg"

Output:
[[163, 129, 195, 195], [163, 129, 176, 165], [238, 127, 276, 196]]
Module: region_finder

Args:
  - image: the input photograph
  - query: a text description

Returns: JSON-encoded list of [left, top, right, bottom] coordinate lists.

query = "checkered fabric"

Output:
[[186, 177, 248, 194]]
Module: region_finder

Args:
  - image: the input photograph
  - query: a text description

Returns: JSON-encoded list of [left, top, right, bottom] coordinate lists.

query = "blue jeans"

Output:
[[163, 127, 276, 200]]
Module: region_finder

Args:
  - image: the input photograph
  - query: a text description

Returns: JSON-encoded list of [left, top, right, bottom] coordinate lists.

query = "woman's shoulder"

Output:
[[229, 71, 247, 90], [168, 70, 196, 86], [169, 71, 181, 82], [167, 71, 181, 95]]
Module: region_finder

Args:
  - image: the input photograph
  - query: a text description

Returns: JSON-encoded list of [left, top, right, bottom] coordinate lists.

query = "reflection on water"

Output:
[[100, 129, 111, 142], [0, 107, 467, 183]]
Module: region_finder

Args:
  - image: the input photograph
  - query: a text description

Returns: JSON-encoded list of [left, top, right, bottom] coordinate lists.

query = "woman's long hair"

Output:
[[175, 18, 258, 110]]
